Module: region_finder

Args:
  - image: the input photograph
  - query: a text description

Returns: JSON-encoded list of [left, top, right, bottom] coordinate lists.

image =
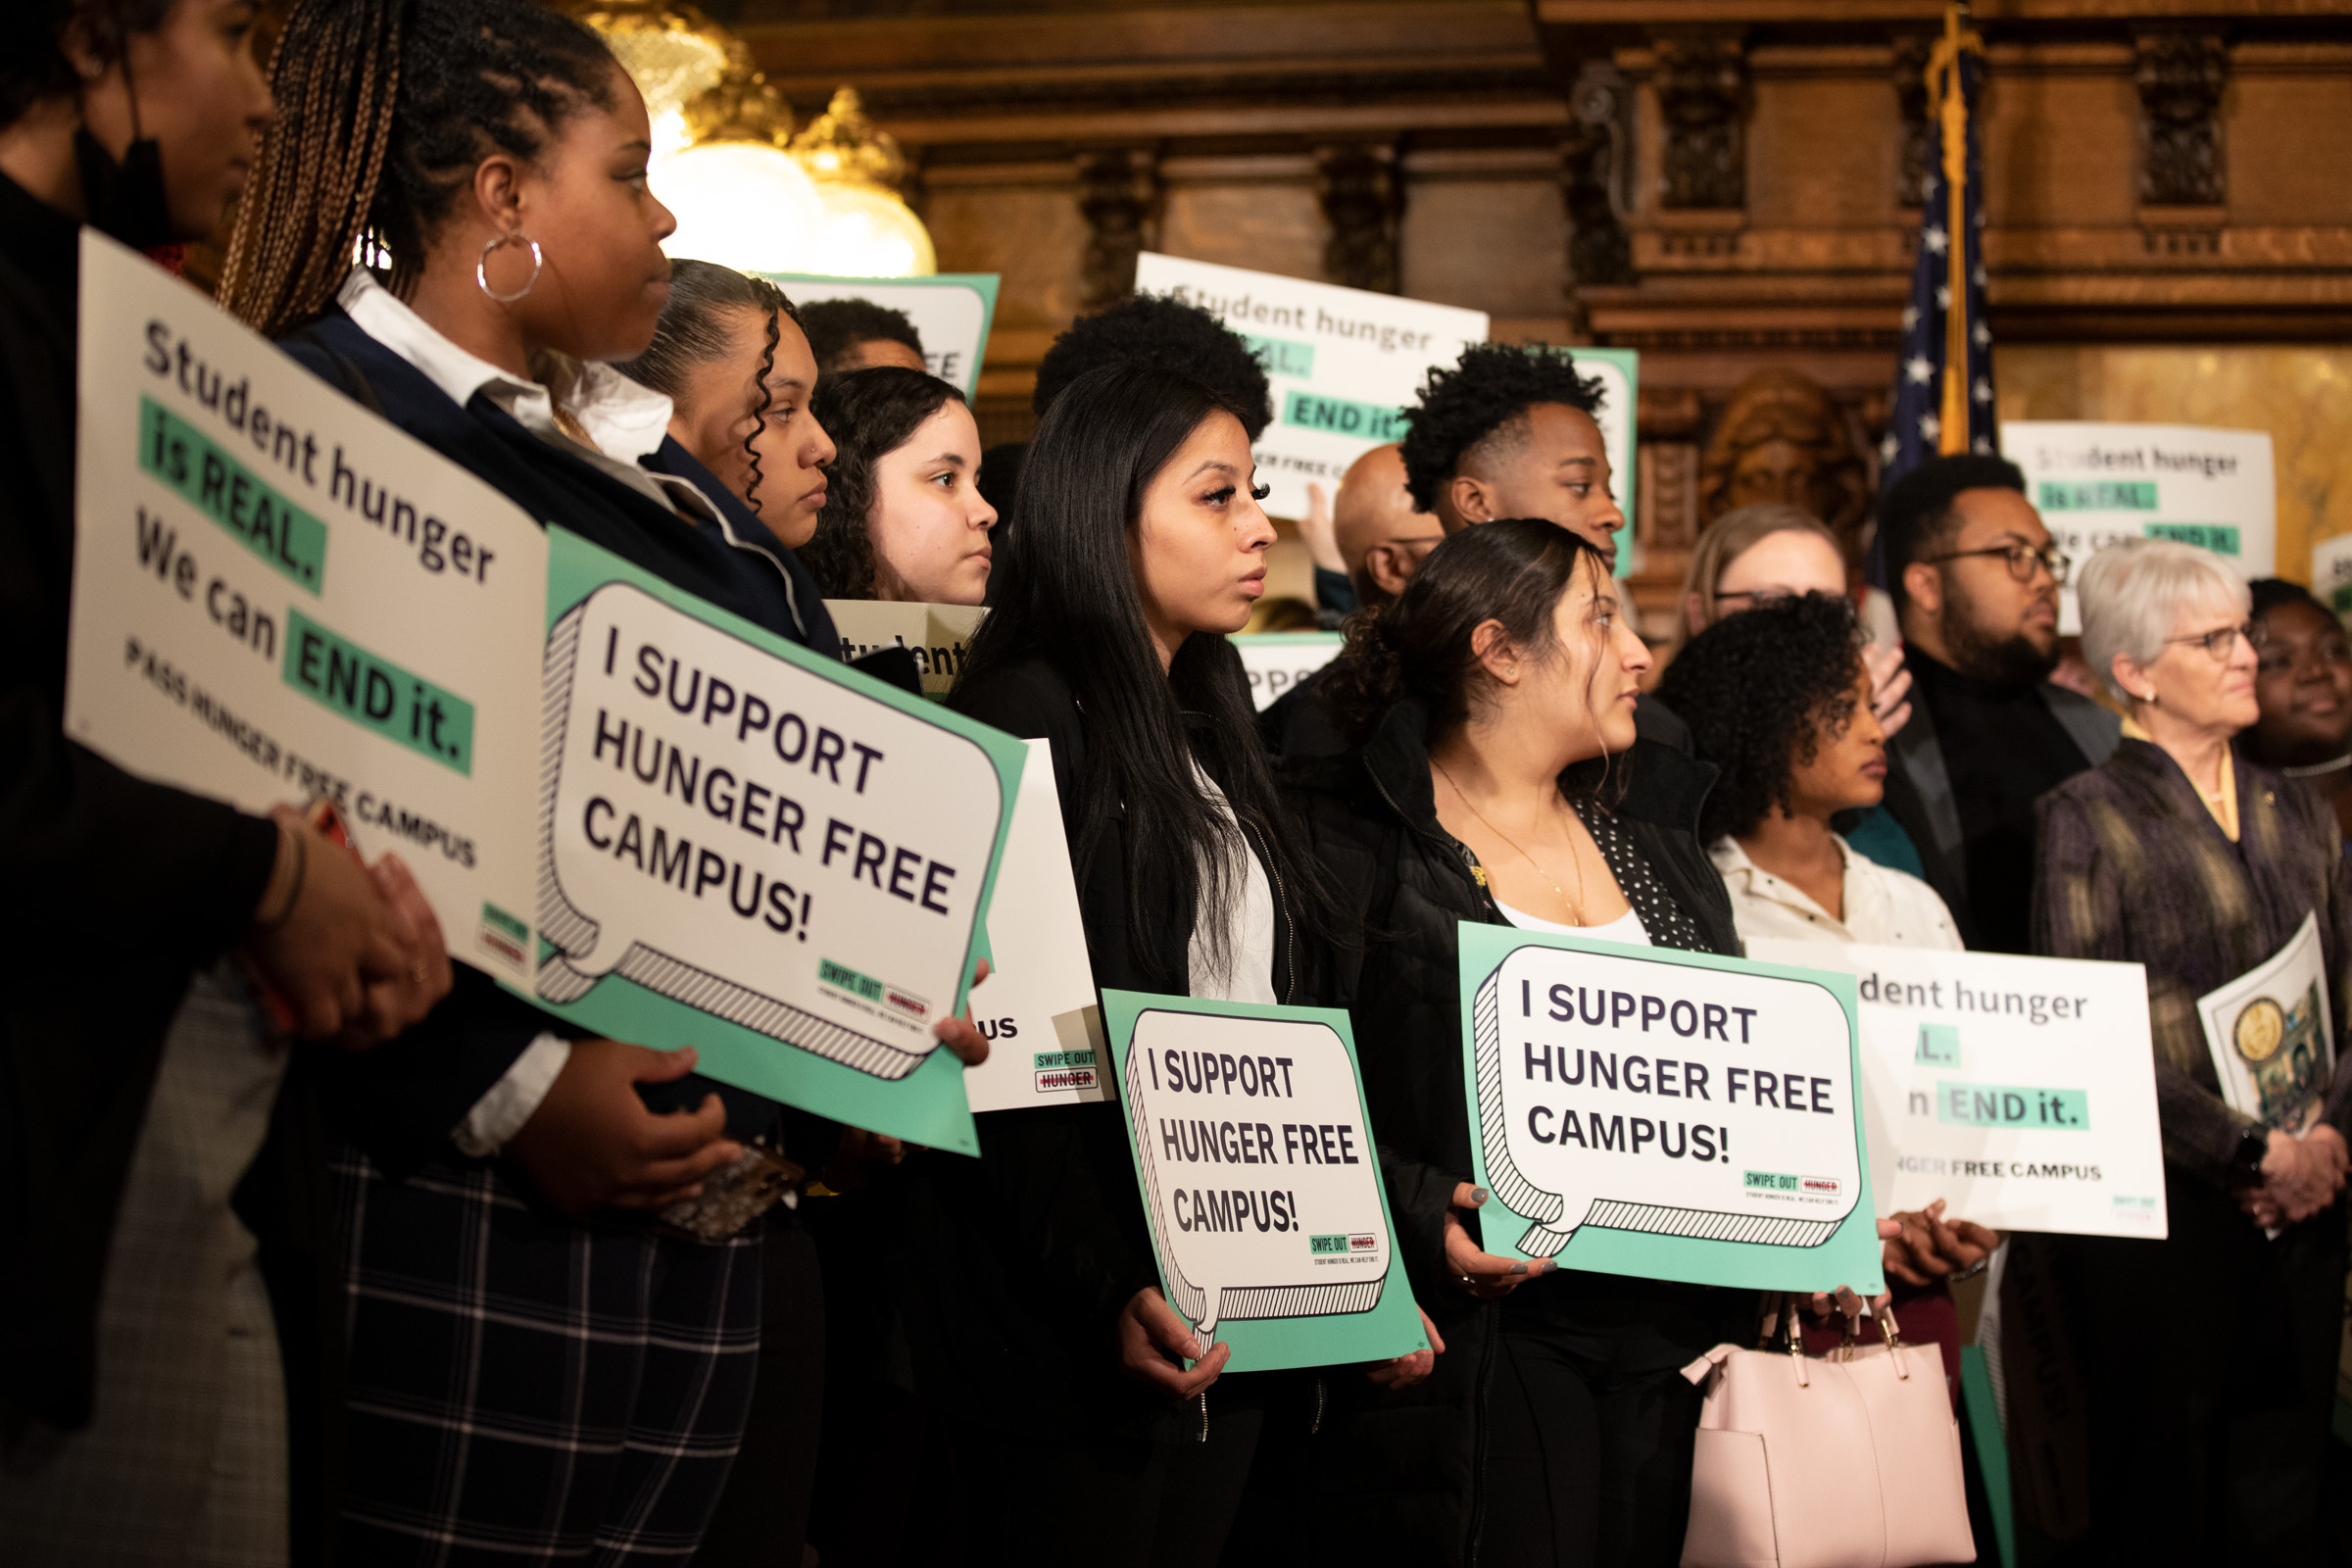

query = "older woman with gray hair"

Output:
[[2032, 538, 2352, 1562]]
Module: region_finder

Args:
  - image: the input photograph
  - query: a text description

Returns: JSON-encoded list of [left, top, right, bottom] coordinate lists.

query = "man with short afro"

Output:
[[1399, 342, 1625, 564], [798, 297, 927, 375]]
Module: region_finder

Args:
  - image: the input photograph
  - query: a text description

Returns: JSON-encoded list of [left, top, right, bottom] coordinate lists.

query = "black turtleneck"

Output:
[[1906, 648, 2097, 954]]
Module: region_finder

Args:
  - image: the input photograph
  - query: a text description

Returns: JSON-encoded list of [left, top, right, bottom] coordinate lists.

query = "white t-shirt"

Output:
[[1495, 899, 1650, 946], [1709, 834, 1962, 952], [1188, 765, 1279, 1004]]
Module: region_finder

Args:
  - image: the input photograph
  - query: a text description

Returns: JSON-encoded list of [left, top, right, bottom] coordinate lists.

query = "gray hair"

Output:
[[2077, 538, 2250, 704]]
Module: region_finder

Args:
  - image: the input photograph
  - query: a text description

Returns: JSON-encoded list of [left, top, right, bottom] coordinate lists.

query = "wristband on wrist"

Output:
[[254, 823, 308, 933]]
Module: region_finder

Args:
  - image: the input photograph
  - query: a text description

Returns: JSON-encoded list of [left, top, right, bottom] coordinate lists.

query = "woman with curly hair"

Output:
[[1655, 593, 1996, 1407], [618, 258, 836, 549], [800, 365, 996, 605], [1654, 591, 1957, 950]]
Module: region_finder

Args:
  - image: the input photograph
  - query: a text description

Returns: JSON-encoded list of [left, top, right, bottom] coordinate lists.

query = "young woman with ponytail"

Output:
[[1284, 519, 1744, 1567], [218, 4, 981, 1558]]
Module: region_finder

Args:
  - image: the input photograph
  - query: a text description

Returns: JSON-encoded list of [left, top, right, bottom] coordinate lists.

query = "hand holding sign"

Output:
[[1459, 924, 1883, 1294], [1105, 991, 1427, 1373]]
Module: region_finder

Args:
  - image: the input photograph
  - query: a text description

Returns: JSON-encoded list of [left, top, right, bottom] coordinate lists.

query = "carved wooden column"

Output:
[[1891, 33, 1935, 208], [1559, 60, 1634, 334], [1313, 142, 1403, 295], [1651, 32, 1748, 211], [2133, 26, 2229, 264], [1074, 147, 1162, 311]]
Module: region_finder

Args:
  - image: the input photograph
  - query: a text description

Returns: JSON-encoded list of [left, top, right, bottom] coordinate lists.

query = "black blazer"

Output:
[[278, 312, 834, 1165]]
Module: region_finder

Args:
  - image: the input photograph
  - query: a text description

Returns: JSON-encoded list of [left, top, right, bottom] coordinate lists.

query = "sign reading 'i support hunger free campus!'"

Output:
[[63, 230, 1025, 1153], [1105, 990, 1430, 1372], [1458, 923, 1886, 1294]]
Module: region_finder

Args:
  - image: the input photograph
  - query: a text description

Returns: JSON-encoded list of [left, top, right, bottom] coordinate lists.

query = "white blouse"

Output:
[[1709, 834, 1963, 952], [1187, 765, 1279, 1004], [1495, 900, 1650, 946]]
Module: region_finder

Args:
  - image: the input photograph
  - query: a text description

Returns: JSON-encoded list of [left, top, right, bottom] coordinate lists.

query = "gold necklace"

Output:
[[1433, 759, 1588, 923]]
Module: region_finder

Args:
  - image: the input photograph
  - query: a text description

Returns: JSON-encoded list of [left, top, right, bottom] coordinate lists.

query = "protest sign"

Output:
[[533, 528, 1028, 1152], [760, 272, 1000, 398], [2195, 912, 2333, 1137], [63, 229, 550, 984], [2000, 422, 2276, 634], [1232, 632, 1344, 712], [823, 600, 988, 700], [1133, 253, 1487, 521], [1748, 939, 2167, 1239], [1458, 923, 1884, 1294], [64, 233, 1025, 1153], [2312, 533, 2352, 617], [964, 739, 1112, 1111], [1105, 989, 1427, 1371]]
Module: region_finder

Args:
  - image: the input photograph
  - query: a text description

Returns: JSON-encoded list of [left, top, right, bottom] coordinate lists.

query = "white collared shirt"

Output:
[[1710, 833, 1963, 953], [338, 268, 680, 508]]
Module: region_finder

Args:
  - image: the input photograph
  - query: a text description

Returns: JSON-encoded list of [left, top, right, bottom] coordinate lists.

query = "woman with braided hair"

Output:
[[220, 3, 983, 1560]]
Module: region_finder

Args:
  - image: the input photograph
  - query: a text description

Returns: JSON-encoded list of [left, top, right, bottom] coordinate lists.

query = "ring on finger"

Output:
[[410, 961, 427, 984]]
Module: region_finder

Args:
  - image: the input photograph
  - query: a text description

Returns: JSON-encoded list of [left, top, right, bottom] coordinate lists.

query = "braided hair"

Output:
[[615, 260, 801, 516], [220, 0, 617, 338]]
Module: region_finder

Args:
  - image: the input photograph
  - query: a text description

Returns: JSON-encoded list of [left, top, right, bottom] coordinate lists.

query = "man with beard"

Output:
[[1882, 454, 2119, 952]]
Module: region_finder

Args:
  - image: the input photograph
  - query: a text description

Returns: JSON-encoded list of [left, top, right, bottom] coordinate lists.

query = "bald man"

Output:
[[1331, 443, 1445, 611]]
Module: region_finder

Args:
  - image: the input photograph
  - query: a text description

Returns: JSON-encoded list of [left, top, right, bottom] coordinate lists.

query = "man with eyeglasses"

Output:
[[1880, 453, 2121, 953]]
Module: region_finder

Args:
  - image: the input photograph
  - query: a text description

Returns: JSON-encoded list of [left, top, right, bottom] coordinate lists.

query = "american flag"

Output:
[[1881, 4, 1993, 488]]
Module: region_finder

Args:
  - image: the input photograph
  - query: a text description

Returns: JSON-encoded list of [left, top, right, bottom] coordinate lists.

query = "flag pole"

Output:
[[1931, 0, 1980, 455]]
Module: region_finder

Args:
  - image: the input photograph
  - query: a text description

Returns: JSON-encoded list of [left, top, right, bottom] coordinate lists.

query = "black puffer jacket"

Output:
[[1280, 694, 1739, 1566]]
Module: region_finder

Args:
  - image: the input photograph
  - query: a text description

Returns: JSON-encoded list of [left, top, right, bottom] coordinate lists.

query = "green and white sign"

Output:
[[760, 272, 1000, 399], [1134, 253, 1488, 523], [1105, 989, 1429, 1372], [532, 530, 1026, 1153], [1566, 347, 1639, 577], [2001, 421, 2276, 635], [1457, 923, 1885, 1294], [1748, 940, 2167, 1240], [68, 231, 1019, 1154]]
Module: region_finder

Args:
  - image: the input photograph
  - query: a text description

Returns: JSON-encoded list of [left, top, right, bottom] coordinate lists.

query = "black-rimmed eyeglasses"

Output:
[[1920, 542, 2071, 586]]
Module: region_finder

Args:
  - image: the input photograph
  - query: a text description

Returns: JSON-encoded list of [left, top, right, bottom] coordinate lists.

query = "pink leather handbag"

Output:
[[1679, 1298, 1975, 1568]]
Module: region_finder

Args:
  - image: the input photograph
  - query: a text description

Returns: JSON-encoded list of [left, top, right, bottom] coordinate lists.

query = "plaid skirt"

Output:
[[330, 1142, 761, 1566]]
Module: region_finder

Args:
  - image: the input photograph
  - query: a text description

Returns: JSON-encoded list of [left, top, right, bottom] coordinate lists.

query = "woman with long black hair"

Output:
[[883, 360, 1357, 1565], [1286, 519, 1746, 1566], [214, 3, 980, 1558]]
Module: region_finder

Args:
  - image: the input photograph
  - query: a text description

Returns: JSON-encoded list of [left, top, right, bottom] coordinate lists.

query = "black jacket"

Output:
[[893, 650, 1314, 1441], [1280, 694, 1739, 1565], [0, 176, 292, 1430], [277, 312, 837, 1164]]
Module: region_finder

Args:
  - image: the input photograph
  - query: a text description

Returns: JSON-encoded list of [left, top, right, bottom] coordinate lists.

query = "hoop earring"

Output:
[[476, 231, 542, 303]]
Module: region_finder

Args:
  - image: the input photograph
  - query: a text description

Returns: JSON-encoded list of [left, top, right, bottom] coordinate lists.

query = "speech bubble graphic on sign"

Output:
[[537, 573, 1010, 1082], [1460, 923, 1883, 1294], [1104, 990, 1428, 1372]]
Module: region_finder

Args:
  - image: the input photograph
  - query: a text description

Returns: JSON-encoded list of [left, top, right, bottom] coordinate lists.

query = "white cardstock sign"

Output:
[[1748, 939, 2168, 1240], [823, 600, 988, 700], [1133, 253, 1488, 521], [2000, 421, 2276, 635], [537, 578, 1009, 1080], [1113, 1000, 1396, 1343], [1462, 927, 1880, 1293], [64, 230, 549, 980], [1231, 632, 1345, 712], [760, 273, 1001, 399], [964, 738, 1112, 1111]]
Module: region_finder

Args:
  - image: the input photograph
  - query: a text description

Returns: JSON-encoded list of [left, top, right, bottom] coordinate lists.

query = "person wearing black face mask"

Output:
[[0, 4, 450, 1562]]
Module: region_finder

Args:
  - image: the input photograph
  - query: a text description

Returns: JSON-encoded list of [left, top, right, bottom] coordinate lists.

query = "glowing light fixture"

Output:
[[790, 88, 937, 277], [574, 0, 824, 272]]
